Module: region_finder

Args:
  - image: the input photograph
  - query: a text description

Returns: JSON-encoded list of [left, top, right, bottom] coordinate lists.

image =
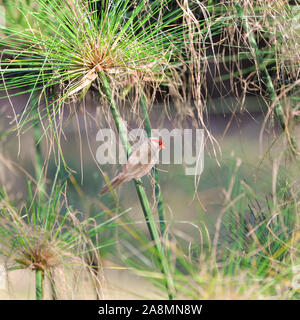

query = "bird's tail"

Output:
[[99, 174, 126, 195]]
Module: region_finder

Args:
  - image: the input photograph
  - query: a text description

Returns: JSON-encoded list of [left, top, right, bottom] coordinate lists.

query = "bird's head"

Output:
[[150, 138, 165, 150]]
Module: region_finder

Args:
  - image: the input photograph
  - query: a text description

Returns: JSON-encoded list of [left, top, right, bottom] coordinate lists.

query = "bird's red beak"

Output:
[[151, 138, 165, 149]]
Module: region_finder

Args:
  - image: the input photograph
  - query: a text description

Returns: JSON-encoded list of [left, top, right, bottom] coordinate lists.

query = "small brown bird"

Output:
[[99, 137, 165, 195]]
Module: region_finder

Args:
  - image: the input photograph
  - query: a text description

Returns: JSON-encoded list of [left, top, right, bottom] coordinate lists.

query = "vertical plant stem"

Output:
[[35, 268, 44, 300], [236, 3, 297, 151], [32, 91, 46, 199], [140, 92, 166, 236], [99, 72, 175, 299], [33, 122, 46, 195]]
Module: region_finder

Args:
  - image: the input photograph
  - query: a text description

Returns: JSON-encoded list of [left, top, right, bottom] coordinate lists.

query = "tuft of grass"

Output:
[[0, 182, 113, 299]]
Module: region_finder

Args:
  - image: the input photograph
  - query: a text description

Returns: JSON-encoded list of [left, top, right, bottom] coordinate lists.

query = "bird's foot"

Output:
[[135, 180, 143, 186]]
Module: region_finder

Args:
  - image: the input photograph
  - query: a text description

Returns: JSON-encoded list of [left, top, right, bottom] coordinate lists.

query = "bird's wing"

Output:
[[121, 140, 160, 180]]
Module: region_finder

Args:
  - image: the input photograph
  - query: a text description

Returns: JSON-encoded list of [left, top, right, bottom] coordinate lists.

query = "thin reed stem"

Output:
[[140, 92, 166, 236], [32, 92, 46, 199], [33, 122, 46, 196], [49, 270, 57, 300]]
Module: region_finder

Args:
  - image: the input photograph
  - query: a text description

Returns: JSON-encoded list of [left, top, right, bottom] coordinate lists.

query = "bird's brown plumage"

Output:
[[99, 138, 164, 195]]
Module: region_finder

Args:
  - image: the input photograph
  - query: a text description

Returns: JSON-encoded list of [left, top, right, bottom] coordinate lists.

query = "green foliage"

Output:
[[220, 173, 298, 279], [0, 0, 185, 100], [115, 158, 300, 299]]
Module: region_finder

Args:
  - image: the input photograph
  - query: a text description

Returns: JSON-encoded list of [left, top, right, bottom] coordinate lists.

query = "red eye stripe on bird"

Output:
[[99, 137, 165, 195]]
